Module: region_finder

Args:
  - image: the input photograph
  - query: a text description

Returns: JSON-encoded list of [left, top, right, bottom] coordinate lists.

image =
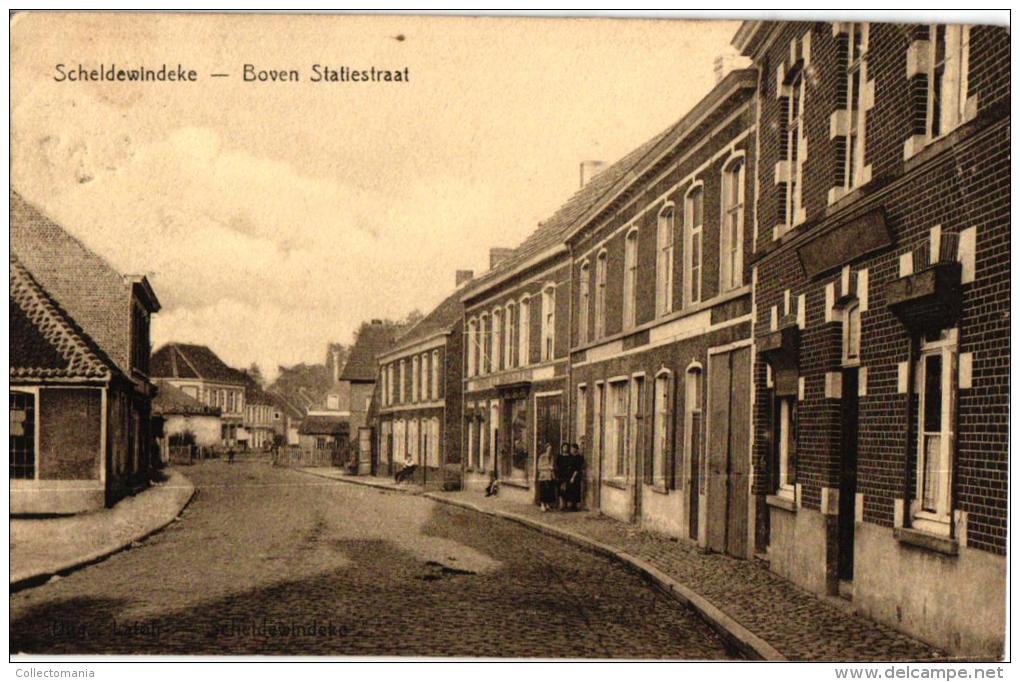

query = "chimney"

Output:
[[579, 160, 606, 188], [455, 269, 474, 286], [489, 248, 513, 270], [713, 52, 747, 84]]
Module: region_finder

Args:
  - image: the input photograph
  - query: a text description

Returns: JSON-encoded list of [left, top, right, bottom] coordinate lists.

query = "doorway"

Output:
[[706, 346, 752, 558]]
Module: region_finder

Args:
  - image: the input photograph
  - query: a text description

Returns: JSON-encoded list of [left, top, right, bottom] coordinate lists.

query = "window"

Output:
[[684, 186, 704, 306], [776, 397, 798, 498], [594, 250, 608, 338], [782, 65, 807, 228], [388, 364, 395, 405], [467, 316, 477, 375], [327, 394, 339, 410], [431, 350, 440, 400], [316, 436, 328, 450], [505, 303, 516, 369], [394, 420, 405, 461], [399, 360, 406, 403], [684, 368, 702, 492], [656, 205, 675, 317], [623, 229, 639, 329], [841, 23, 869, 191], [578, 262, 591, 344], [913, 329, 958, 535], [10, 390, 36, 479], [608, 381, 630, 481], [412, 355, 420, 402], [429, 418, 440, 468], [928, 25, 971, 141], [420, 353, 429, 401], [467, 413, 477, 469], [652, 372, 672, 488], [408, 419, 419, 463], [843, 300, 861, 366], [480, 314, 490, 374], [541, 285, 555, 361], [519, 296, 530, 366], [492, 308, 502, 372], [721, 157, 746, 291], [488, 401, 500, 472]]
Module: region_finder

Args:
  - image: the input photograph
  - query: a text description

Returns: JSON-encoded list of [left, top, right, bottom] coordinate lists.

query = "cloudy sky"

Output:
[[11, 12, 741, 380]]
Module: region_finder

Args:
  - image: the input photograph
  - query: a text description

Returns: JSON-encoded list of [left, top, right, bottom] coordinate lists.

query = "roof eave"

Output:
[[460, 244, 568, 304], [731, 20, 769, 58]]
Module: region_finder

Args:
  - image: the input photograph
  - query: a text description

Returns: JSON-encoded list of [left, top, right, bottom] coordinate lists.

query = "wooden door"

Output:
[[707, 347, 751, 558]]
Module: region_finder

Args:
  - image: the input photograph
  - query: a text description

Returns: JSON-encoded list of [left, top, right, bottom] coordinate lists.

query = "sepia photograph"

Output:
[[7, 8, 1012, 671]]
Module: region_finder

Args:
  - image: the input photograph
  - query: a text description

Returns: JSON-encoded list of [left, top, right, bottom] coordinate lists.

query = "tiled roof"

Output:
[[298, 414, 350, 436], [386, 285, 467, 357], [150, 343, 247, 385], [339, 322, 397, 382], [10, 190, 145, 376], [460, 122, 677, 301], [10, 254, 115, 381], [152, 379, 221, 417]]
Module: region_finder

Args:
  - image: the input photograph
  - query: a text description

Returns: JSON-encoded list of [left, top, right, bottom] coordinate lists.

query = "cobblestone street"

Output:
[[10, 462, 736, 658]]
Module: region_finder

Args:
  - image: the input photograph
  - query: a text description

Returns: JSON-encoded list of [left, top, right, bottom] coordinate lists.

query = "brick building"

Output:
[[10, 191, 161, 513], [375, 272, 470, 488], [460, 133, 694, 504], [150, 342, 247, 447], [734, 20, 1008, 656], [241, 372, 276, 450], [566, 69, 757, 552]]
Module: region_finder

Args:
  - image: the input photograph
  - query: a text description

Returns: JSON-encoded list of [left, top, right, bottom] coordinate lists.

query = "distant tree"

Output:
[[268, 363, 332, 410], [247, 363, 265, 387]]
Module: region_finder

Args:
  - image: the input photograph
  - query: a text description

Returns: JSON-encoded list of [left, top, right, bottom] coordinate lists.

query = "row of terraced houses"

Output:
[[368, 20, 1008, 657]]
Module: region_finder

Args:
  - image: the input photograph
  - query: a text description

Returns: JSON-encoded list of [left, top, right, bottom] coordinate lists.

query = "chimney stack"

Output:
[[713, 52, 747, 84], [455, 269, 474, 286], [489, 247, 514, 270], [579, 160, 606, 188]]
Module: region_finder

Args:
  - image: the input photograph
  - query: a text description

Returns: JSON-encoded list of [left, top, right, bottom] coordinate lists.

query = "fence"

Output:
[[272, 445, 349, 468]]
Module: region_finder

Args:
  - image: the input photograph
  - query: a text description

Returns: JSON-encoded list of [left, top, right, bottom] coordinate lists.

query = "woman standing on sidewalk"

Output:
[[561, 443, 585, 511], [536, 443, 557, 511]]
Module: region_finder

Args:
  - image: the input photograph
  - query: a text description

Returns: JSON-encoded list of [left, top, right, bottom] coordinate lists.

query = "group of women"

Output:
[[536, 442, 585, 512]]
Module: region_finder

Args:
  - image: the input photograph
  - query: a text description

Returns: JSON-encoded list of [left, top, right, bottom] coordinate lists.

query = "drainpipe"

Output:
[[901, 334, 917, 528]]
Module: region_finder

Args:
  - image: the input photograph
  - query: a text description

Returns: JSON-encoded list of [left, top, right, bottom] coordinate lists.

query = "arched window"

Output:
[[431, 349, 440, 400], [479, 313, 490, 374], [685, 185, 704, 306], [541, 285, 556, 361], [466, 318, 477, 377], [504, 302, 517, 369], [652, 371, 673, 488], [624, 229, 639, 329], [656, 204, 675, 317], [721, 155, 745, 291], [684, 366, 703, 493], [843, 299, 861, 366], [519, 296, 530, 366], [595, 250, 608, 338], [578, 261, 591, 344], [492, 308, 502, 372]]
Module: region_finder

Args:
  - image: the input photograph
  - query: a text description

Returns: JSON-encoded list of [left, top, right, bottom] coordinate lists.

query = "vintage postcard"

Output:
[[8, 10, 1011, 669]]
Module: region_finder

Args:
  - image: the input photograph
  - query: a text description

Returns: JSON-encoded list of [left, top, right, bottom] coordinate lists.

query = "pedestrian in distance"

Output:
[[227, 446, 236, 464], [537, 442, 557, 511], [563, 443, 585, 511], [394, 453, 417, 484], [554, 442, 571, 510]]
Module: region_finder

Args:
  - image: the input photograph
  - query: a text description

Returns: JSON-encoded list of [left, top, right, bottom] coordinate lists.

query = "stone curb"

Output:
[[10, 471, 197, 593], [293, 467, 785, 661]]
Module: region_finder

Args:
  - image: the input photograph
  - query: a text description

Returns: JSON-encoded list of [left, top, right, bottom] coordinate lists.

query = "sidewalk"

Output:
[[297, 467, 945, 662], [298, 467, 423, 493], [10, 469, 196, 591]]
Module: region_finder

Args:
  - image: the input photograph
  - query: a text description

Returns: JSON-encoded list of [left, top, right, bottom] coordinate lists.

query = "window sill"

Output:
[[895, 526, 958, 556], [602, 479, 628, 491], [766, 494, 797, 512], [648, 483, 671, 496]]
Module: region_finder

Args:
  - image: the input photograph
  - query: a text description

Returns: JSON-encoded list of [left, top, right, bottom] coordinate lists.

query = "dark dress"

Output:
[[562, 454, 585, 506]]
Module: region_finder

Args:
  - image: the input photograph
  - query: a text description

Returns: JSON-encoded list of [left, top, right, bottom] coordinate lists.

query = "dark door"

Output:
[[838, 368, 859, 581], [535, 395, 562, 457], [706, 347, 751, 557]]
